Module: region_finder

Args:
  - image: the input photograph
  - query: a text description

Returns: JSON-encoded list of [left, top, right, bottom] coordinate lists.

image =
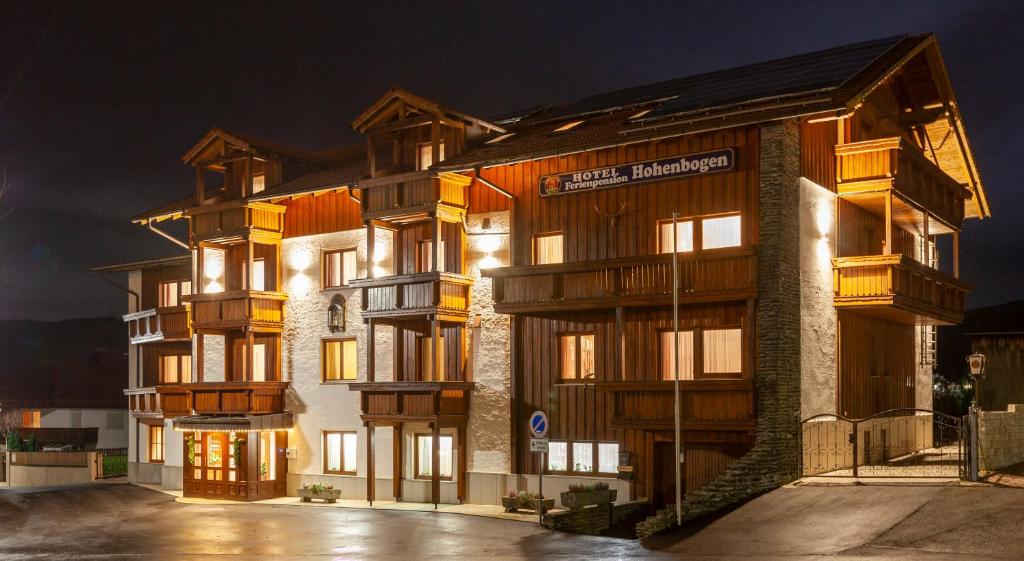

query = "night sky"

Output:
[[2, 1, 1021, 320]]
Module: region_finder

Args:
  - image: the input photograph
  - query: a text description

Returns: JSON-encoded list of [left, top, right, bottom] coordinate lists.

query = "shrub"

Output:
[[25, 434, 38, 452], [567, 481, 609, 493], [6, 431, 21, 451]]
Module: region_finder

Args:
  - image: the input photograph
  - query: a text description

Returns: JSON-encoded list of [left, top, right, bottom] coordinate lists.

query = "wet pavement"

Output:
[[1, 482, 1023, 559]]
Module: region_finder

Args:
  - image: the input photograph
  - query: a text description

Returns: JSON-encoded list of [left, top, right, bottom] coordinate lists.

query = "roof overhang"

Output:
[[352, 87, 506, 134], [172, 413, 294, 432]]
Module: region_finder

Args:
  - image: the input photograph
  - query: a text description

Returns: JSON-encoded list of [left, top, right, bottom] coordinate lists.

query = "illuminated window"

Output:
[[323, 338, 358, 381], [159, 280, 191, 307], [703, 328, 742, 376], [559, 333, 595, 381], [533, 233, 563, 265], [415, 434, 453, 479], [21, 410, 40, 428], [252, 343, 267, 382], [659, 330, 694, 381], [160, 354, 192, 384], [324, 431, 357, 474], [658, 220, 694, 253], [419, 335, 446, 381], [149, 425, 164, 463], [259, 432, 276, 481], [553, 120, 584, 132], [250, 258, 266, 291], [573, 442, 594, 472], [548, 441, 568, 471], [323, 248, 358, 288], [418, 240, 445, 273], [702, 215, 742, 249], [598, 443, 619, 473], [251, 174, 266, 195], [546, 440, 619, 474], [417, 141, 445, 170], [485, 133, 515, 144]]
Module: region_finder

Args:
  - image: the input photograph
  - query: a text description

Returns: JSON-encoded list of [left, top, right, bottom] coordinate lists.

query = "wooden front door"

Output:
[[183, 431, 248, 501], [652, 441, 685, 508]]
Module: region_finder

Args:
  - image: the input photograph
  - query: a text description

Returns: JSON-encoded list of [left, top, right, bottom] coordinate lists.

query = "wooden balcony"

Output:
[[123, 306, 190, 344], [350, 272, 472, 323], [188, 201, 285, 243], [347, 381, 474, 424], [125, 387, 163, 418], [185, 290, 286, 331], [359, 171, 470, 223], [157, 381, 289, 418], [832, 254, 970, 325], [596, 379, 755, 436], [835, 137, 972, 233], [483, 247, 757, 314]]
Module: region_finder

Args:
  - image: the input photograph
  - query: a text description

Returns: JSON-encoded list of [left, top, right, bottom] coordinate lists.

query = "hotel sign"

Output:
[[538, 148, 736, 197]]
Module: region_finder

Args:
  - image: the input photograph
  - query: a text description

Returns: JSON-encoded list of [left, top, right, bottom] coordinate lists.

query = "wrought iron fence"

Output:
[[96, 448, 128, 478]]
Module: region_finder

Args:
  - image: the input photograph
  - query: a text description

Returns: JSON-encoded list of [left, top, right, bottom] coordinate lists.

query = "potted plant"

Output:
[[501, 490, 555, 513], [560, 482, 617, 510], [298, 482, 342, 503]]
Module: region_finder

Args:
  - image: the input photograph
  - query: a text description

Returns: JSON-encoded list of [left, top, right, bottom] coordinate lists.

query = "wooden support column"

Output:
[[922, 211, 930, 265], [884, 192, 893, 255], [242, 156, 252, 197], [432, 320, 442, 382], [615, 307, 624, 382], [196, 245, 205, 295], [394, 326, 405, 382], [366, 422, 375, 505], [393, 424, 403, 501], [246, 239, 255, 290], [367, 137, 376, 179], [431, 421, 441, 508], [953, 231, 960, 279], [367, 319, 376, 382], [245, 329, 255, 382], [432, 215, 442, 273], [366, 221, 376, 279], [196, 332, 205, 382], [431, 115, 441, 167], [457, 424, 467, 504], [195, 165, 205, 205]]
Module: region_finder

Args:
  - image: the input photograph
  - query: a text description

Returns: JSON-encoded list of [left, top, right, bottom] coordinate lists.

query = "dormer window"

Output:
[[485, 133, 515, 145], [553, 120, 584, 132], [252, 174, 266, 195], [417, 141, 445, 170]]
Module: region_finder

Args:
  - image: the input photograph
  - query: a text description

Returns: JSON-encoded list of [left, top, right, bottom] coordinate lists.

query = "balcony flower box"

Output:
[[298, 484, 341, 504], [560, 483, 617, 511], [502, 491, 555, 513]]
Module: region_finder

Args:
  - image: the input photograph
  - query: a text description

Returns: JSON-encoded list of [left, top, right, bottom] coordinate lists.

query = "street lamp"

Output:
[[967, 353, 986, 412]]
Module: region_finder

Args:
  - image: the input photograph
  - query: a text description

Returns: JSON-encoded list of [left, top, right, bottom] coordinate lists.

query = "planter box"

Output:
[[501, 496, 555, 513], [298, 488, 342, 503], [560, 489, 617, 510]]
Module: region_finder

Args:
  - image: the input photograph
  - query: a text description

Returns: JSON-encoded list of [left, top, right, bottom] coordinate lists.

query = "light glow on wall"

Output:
[[202, 247, 225, 293], [289, 248, 313, 271]]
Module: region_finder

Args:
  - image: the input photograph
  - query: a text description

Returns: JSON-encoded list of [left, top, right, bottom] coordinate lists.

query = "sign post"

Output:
[[529, 411, 549, 526]]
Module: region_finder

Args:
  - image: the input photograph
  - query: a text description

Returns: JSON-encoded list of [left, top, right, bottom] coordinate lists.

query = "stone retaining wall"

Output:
[[979, 404, 1024, 472]]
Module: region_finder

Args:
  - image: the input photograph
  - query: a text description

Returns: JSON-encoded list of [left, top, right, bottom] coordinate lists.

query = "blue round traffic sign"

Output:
[[529, 411, 548, 438]]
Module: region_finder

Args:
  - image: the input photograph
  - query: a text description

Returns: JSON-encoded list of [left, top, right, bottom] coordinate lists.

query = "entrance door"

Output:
[[652, 441, 684, 508]]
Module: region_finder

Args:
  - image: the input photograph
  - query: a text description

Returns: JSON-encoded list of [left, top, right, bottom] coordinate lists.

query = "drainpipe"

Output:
[[147, 219, 189, 250]]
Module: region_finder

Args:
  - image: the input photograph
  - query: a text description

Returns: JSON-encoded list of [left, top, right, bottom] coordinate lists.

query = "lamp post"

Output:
[[967, 353, 986, 412], [966, 352, 986, 482]]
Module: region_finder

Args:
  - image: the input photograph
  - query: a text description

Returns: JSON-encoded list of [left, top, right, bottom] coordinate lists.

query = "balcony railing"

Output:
[[125, 387, 163, 418], [347, 381, 474, 422], [185, 290, 286, 330], [157, 381, 289, 418], [360, 171, 470, 222], [350, 272, 472, 322], [597, 379, 755, 432], [832, 254, 969, 325], [188, 201, 285, 242], [123, 306, 190, 344], [483, 247, 757, 313], [835, 137, 971, 230]]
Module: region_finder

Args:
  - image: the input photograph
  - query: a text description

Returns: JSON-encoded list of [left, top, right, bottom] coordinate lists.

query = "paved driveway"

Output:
[[1, 482, 1023, 560]]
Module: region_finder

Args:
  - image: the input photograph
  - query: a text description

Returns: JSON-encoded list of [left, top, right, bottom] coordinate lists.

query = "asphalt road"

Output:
[[0, 482, 1022, 560]]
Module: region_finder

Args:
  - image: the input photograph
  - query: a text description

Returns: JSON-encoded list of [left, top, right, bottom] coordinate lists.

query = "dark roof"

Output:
[[90, 254, 190, 274], [132, 184, 223, 223], [249, 148, 367, 202], [964, 301, 1024, 335]]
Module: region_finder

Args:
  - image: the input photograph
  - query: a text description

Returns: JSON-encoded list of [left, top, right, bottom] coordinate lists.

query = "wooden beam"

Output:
[[953, 231, 960, 279], [367, 318, 376, 383], [245, 330, 254, 382], [393, 425, 403, 501], [432, 215, 442, 274], [432, 320, 442, 382], [366, 422, 375, 505], [431, 115, 441, 167], [898, 107, 947, 128], [195, 166, 205, 205], [884, 192, 893, 255], [196, 334, 204, 383], [457, 424, 467, 504]]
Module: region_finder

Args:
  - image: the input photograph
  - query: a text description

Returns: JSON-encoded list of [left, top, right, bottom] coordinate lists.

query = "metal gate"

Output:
[[801, 409, 965, 479]]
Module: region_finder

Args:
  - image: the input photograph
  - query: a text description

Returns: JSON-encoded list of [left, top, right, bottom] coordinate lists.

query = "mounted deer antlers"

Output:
[[594, 202, 628, 232]]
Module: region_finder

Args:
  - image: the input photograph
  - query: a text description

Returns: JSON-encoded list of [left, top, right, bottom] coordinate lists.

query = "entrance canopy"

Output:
[[172, 413, 293, 432]]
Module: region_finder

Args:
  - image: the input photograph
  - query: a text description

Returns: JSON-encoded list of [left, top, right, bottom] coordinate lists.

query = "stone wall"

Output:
[[680, 119, 803, 519], [543, 501, 650, 535], [979, 404, 1024, 472]]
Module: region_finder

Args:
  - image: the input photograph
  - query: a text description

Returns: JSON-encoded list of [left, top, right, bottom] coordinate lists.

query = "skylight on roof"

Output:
[[553, 120, 585, 132], [485, 133, 516, 144], [629, 109, 652, 120]]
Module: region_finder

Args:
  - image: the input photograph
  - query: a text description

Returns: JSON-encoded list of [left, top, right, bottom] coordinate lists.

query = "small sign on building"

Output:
[[530, 438, 549, 453]]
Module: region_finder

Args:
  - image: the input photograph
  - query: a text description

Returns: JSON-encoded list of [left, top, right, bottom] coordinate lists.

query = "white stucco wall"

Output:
[[799, 178, 838, 419], [200, 334, 226, 382], [39, 408, 129, 449]]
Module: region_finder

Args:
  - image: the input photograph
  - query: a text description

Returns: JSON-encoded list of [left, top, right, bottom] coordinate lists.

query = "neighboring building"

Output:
[[98, 34, 988, 509], [964, 301, 1024, 411], [0, 318, 129, 450]]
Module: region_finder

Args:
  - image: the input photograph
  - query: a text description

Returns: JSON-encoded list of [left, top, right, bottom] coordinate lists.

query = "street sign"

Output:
[[530, 438, 549, 453], [529, 411, 548, 438]]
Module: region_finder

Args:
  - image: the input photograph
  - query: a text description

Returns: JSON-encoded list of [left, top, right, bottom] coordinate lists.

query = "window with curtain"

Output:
[[324, 248, 358, 288], [703, 328, 742, 376], [251, 343, 267, 382], [159, 279, 191, 307], [149, 425, 164, 463], [598, 443, 619, 473], [702, 215, 742, 249], [658, 220, 695, 253], [533, 233, 564, 265], [419, 335, 446, 381], [418, 240, 446, 272], [324, 431, 357, 474], [323, 339, 358, 381], [572, 442, 594, 472], [559, 333, 595, 381], [417, 141, 445, 170], [160, 355, 192, 384], [259, 432, 276, 481], [415, 434, 453, 479], [251, 174, 265, 195], [547, 441, 568, 471], [659, 330, 695, 381]]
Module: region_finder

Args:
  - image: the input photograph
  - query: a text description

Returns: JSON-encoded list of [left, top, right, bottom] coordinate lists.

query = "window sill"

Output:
[[323, 471, 357, 477], [554, 379, 597, 386], [320, 379, 359, 385], [414, 476, 454, 482]]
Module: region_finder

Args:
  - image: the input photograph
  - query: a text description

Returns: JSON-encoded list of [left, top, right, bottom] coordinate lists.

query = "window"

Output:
[[159, 279, 191, 307], [202, 247, 226, 293], [160, 354, 192, 384], [323, 339, 358, 381], [559, 333, 595, 381], [251, 174, 265, 195], [416, 434, 454, 479], [324, 248, 358, 288], [418, 240, 445, 273], [572, 442, 594, 472], [21, 410, 40, 428], [149, 425, 164, 463], [372, 228, 395, 277], [548, 441, 568, 471], [553, 120, 584, 132], [251, 259, 265, 291], [252, 343, 267, 382], [533, 233, 563, 265], [324, 431, 357, 474], [703, 328, 742, 376], [658, 220, 694, 253], [419, 335, 446, 381], [702, 215, 742, 249], [598, 443, 619, 474], [259, 431, 276, 481], [417, 141, 445, 170], [659, 330, 694, 381]]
